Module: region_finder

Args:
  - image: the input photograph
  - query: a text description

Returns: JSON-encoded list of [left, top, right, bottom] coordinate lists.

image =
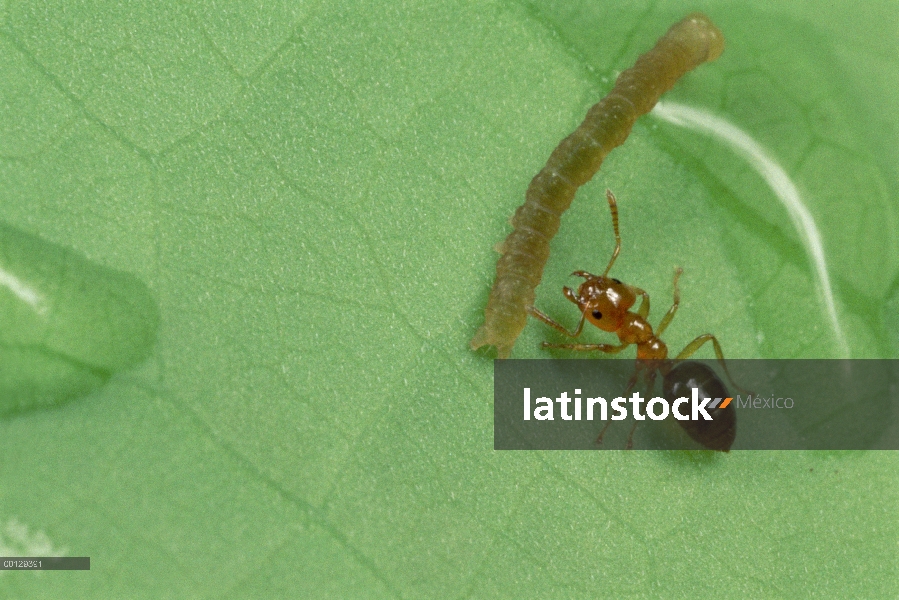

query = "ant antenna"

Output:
[[601, 189, 622, 277]]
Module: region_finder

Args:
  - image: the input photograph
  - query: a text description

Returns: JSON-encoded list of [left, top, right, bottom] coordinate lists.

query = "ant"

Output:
[[527, 189, 739, 450]]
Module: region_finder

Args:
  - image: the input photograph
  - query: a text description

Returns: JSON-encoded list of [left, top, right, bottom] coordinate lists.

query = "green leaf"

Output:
[[1, 0, 896, 597]]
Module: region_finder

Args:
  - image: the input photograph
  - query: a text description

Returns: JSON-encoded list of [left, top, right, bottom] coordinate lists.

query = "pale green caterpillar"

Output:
[[471, 13, 724, 358], [0, 223, 158, 416]]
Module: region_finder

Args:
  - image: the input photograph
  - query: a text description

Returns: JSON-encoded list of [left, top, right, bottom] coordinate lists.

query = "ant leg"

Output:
[[655, 267, 683, 337], [541, 341, 629, 353], [595, 421, 614, 446], [629, 286, 650, 319], [597, 363, 641, 446], [625, 421, 639, 450], [674, 334, 746, 394], [643, 363, 659, 394], [674, 333, 722, 361], [527, 305, 586, 338], [625, 364, 660, 449]]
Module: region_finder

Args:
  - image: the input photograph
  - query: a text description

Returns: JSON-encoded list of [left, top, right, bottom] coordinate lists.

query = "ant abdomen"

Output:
[[663, 361, 736, 452]]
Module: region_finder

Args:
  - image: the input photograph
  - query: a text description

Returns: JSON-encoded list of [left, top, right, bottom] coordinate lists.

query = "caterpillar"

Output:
[[471, 13, 724, 358]]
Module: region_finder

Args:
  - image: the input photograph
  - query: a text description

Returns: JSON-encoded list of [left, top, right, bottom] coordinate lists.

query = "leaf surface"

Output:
[[0, 0, 896, 597]]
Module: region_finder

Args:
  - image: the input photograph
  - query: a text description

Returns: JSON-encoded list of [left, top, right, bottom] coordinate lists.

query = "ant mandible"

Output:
[[526, 189, 738, 449]]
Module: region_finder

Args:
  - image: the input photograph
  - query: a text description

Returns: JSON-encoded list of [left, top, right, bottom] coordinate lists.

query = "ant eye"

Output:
[[592, 310, 602, 320], [612, 278, 622, 284]]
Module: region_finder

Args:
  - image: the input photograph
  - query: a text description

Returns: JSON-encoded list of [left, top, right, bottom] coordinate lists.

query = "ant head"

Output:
[[566, 272, 636, 332]]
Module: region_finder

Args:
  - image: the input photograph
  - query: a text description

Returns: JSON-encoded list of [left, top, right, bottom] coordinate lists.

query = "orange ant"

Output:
[[526, 189, 739, 450]]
